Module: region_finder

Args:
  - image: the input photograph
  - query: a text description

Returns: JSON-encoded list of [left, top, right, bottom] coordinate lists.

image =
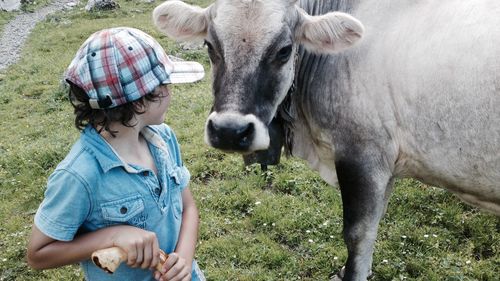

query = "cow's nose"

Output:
[[207, 119, 255, 151]]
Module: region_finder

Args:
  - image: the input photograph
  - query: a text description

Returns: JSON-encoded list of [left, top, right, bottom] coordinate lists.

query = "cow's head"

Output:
[[153, 0, 364, 154]]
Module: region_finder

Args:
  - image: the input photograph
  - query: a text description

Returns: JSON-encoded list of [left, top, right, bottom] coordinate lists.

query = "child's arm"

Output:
[[174, 187, 199, 265], [27, 224, 162, 270], [154, 187, 199, 281]]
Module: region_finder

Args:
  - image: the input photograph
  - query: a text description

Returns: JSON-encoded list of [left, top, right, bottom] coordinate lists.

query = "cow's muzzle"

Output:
[[205, 112, 270, 153], [207, 119, 254, 150]]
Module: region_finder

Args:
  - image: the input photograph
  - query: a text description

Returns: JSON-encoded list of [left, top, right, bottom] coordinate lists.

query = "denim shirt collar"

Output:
[[81, 125, 171, 173]]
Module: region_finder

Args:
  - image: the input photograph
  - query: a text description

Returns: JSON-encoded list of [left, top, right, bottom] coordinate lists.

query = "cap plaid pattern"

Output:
[[65, 27, 204, 109]]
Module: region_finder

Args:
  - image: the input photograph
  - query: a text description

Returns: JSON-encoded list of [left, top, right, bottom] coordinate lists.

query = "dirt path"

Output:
[[0, 0, 78, 71]]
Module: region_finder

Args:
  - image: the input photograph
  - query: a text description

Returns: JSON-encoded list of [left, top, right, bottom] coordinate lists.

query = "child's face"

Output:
[[143, 85, 172, 125]]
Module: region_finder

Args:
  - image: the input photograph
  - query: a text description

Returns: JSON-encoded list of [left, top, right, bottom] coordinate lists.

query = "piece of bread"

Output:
[[91, 246, 168, 274]]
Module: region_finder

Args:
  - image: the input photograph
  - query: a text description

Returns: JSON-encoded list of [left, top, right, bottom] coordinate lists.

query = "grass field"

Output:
[[0, 1, 498, 280]]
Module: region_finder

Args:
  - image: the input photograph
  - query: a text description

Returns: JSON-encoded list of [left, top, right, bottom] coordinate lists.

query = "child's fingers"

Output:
[[134, 243, 144, 267], [126, 246, 138, 267], [163, 255, 187, 281], [141, 242, 154, 269], [181, 273, 192, 281], [163, 252, 178, 272], [165, 268, 189, 281], [149, 238, 161, 271]]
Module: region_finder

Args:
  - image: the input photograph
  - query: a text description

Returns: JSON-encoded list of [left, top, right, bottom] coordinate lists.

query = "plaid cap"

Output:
[[65, 27, 204, 109]]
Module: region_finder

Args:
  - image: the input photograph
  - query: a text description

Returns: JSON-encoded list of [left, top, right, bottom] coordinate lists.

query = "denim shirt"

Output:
[[34, 124, 204, 281]]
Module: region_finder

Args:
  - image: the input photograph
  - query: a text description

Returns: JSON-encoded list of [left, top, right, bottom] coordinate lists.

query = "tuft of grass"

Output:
[[0, 1, 498, 280], [0, 10, 15, 33]]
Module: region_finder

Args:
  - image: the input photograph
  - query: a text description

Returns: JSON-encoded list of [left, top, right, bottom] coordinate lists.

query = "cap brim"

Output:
[[168, 61, 205, 84]]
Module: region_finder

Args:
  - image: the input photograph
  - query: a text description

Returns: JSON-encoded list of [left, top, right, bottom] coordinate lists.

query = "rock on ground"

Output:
[[0, 0, 21, 12], [85, 0, 118, 12]]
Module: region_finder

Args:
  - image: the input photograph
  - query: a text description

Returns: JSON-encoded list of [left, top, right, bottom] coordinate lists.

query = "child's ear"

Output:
[[153, 0, 211, 41]]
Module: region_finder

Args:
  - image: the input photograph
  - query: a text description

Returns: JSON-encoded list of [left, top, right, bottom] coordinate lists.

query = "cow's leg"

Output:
[[333, 154, 394, 281], [382, 178, 395, 216]]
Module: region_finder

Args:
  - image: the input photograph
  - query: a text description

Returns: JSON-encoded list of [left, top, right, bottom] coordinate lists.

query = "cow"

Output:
[[152, 0, 500, 280]]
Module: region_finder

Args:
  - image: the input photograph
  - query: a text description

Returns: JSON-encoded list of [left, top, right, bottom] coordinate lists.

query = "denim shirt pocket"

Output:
[[101, 194, 147, 229]]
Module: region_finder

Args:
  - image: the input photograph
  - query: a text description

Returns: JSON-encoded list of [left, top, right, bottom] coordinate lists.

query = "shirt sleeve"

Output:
[[174, 165, 191, 191], [34, 169, 91, 241], [159, 124, 191, 190]]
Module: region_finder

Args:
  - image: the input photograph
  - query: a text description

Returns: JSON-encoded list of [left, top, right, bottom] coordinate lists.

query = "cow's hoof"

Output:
[[330, 266, 345, 281], [330, 275, 343, 281]]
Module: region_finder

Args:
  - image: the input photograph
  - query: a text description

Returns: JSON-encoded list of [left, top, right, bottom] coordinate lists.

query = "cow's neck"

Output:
[[279, 48, 350, 159], [276, 0, 359, 172]]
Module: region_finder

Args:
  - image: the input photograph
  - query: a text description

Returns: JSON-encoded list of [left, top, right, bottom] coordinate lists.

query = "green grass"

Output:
[[0, 11, 15, 33], [0, 1, 499, 280], [20, 0, 53, 12]]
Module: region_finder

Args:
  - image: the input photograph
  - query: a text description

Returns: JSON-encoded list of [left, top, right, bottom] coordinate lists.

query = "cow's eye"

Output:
[[204, 40, 213, 51], [204, 40, 220, 62], [276, 45, 293, 63]]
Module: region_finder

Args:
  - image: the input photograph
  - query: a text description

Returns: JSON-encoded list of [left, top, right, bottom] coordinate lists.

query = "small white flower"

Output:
[[401, 235, 407, 239], [329, 235, 334, 238], [263, 223, 267, 226], [432, 234, 438, 238], [333, 256, 338, 260], [466, 260, 471, 264], [322, 220, 329, 226], [306, 230, 311, 233], [255, 201, 261, 205], [2, 258, 6, 262], [308, 239, 314, 243], [424, 234, 429, 238], [272, 223, 276, 226], [382, 259, 388, 264]]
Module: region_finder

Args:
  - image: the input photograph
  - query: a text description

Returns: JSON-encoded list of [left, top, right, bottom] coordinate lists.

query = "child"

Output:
[[27, 27, 206, 281]]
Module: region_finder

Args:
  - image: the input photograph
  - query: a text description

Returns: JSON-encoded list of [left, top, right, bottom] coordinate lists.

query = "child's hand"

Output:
[[110, 225, 161, 269], [153, 252, 192, 281]]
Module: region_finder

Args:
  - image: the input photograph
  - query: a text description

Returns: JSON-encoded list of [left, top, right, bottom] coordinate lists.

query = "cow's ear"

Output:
[[153, 0, 211, 41], [296, 10, 364, 54]]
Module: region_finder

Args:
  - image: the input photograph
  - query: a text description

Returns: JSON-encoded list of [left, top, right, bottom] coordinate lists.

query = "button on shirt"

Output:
[[34, 124, 204, 281]]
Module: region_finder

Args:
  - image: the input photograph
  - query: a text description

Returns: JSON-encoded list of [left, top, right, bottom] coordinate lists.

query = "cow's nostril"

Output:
[[238, 123, 254, 147], [236, 122, 253, 137], [208, 119, 218, 132], [207, 119, 255, 151]]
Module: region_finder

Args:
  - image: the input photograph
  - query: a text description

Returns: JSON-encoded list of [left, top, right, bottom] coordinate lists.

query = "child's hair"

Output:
[[63, 27, 204, 137], [68, 82, 162, 137]]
